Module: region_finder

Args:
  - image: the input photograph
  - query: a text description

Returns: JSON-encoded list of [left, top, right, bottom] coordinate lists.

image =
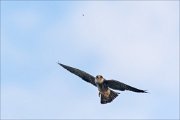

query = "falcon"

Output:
[[58, 63, 147, 104]]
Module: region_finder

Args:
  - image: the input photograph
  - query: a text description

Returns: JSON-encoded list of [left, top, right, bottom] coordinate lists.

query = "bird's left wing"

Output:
[[58, 63, 96, 87], [105, 80, 147, 93]]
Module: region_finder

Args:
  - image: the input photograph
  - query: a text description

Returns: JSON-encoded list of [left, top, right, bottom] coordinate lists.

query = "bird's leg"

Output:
[[98, 92, 101, 97]]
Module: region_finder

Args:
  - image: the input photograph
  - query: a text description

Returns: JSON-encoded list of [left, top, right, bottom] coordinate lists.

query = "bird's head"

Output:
[[95, 75, 104, 84]]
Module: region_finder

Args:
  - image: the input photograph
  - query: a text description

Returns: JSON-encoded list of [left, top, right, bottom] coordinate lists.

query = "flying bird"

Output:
[[58, 63, 147, 104]]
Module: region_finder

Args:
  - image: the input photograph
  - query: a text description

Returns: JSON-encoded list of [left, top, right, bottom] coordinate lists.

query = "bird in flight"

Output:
[[58, 63, 147, 104]]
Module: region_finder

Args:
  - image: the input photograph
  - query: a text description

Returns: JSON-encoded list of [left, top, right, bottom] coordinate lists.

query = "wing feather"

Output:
[[105, 80, 147, 93], [58, 63, 96, 87]]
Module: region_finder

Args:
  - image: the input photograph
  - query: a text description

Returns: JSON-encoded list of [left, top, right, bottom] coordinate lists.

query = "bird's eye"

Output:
[[96, 76, 98, 78], [100, 76, 103, 78]]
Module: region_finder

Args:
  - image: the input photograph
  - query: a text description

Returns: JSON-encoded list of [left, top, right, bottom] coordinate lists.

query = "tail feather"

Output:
[[101, 90, 119, 104]]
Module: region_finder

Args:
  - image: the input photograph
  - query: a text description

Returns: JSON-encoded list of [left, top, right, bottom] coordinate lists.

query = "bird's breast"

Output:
[[96, 83, 108, 92], [96, 83, 110, 97]]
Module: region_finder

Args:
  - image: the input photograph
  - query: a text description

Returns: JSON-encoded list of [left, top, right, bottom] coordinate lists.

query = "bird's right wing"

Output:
[[58, 63, 96, 87]]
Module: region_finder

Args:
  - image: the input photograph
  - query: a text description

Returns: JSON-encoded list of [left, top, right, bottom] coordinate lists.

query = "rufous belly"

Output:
[[100, 89, 110, 98]]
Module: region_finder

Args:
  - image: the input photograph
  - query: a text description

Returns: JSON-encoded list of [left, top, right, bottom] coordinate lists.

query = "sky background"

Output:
[[1, 1, 179, 119]]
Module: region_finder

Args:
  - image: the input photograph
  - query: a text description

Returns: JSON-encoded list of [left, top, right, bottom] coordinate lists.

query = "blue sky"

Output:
[[1, 1, 179, 119]]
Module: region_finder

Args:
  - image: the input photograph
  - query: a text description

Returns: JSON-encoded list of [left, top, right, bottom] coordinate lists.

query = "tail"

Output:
[[101, 90, 119, 104]]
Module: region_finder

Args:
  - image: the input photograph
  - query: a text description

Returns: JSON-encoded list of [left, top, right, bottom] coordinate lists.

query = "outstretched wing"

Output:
[[105, 80, 147, 93], [58, 63, 96, 87]]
